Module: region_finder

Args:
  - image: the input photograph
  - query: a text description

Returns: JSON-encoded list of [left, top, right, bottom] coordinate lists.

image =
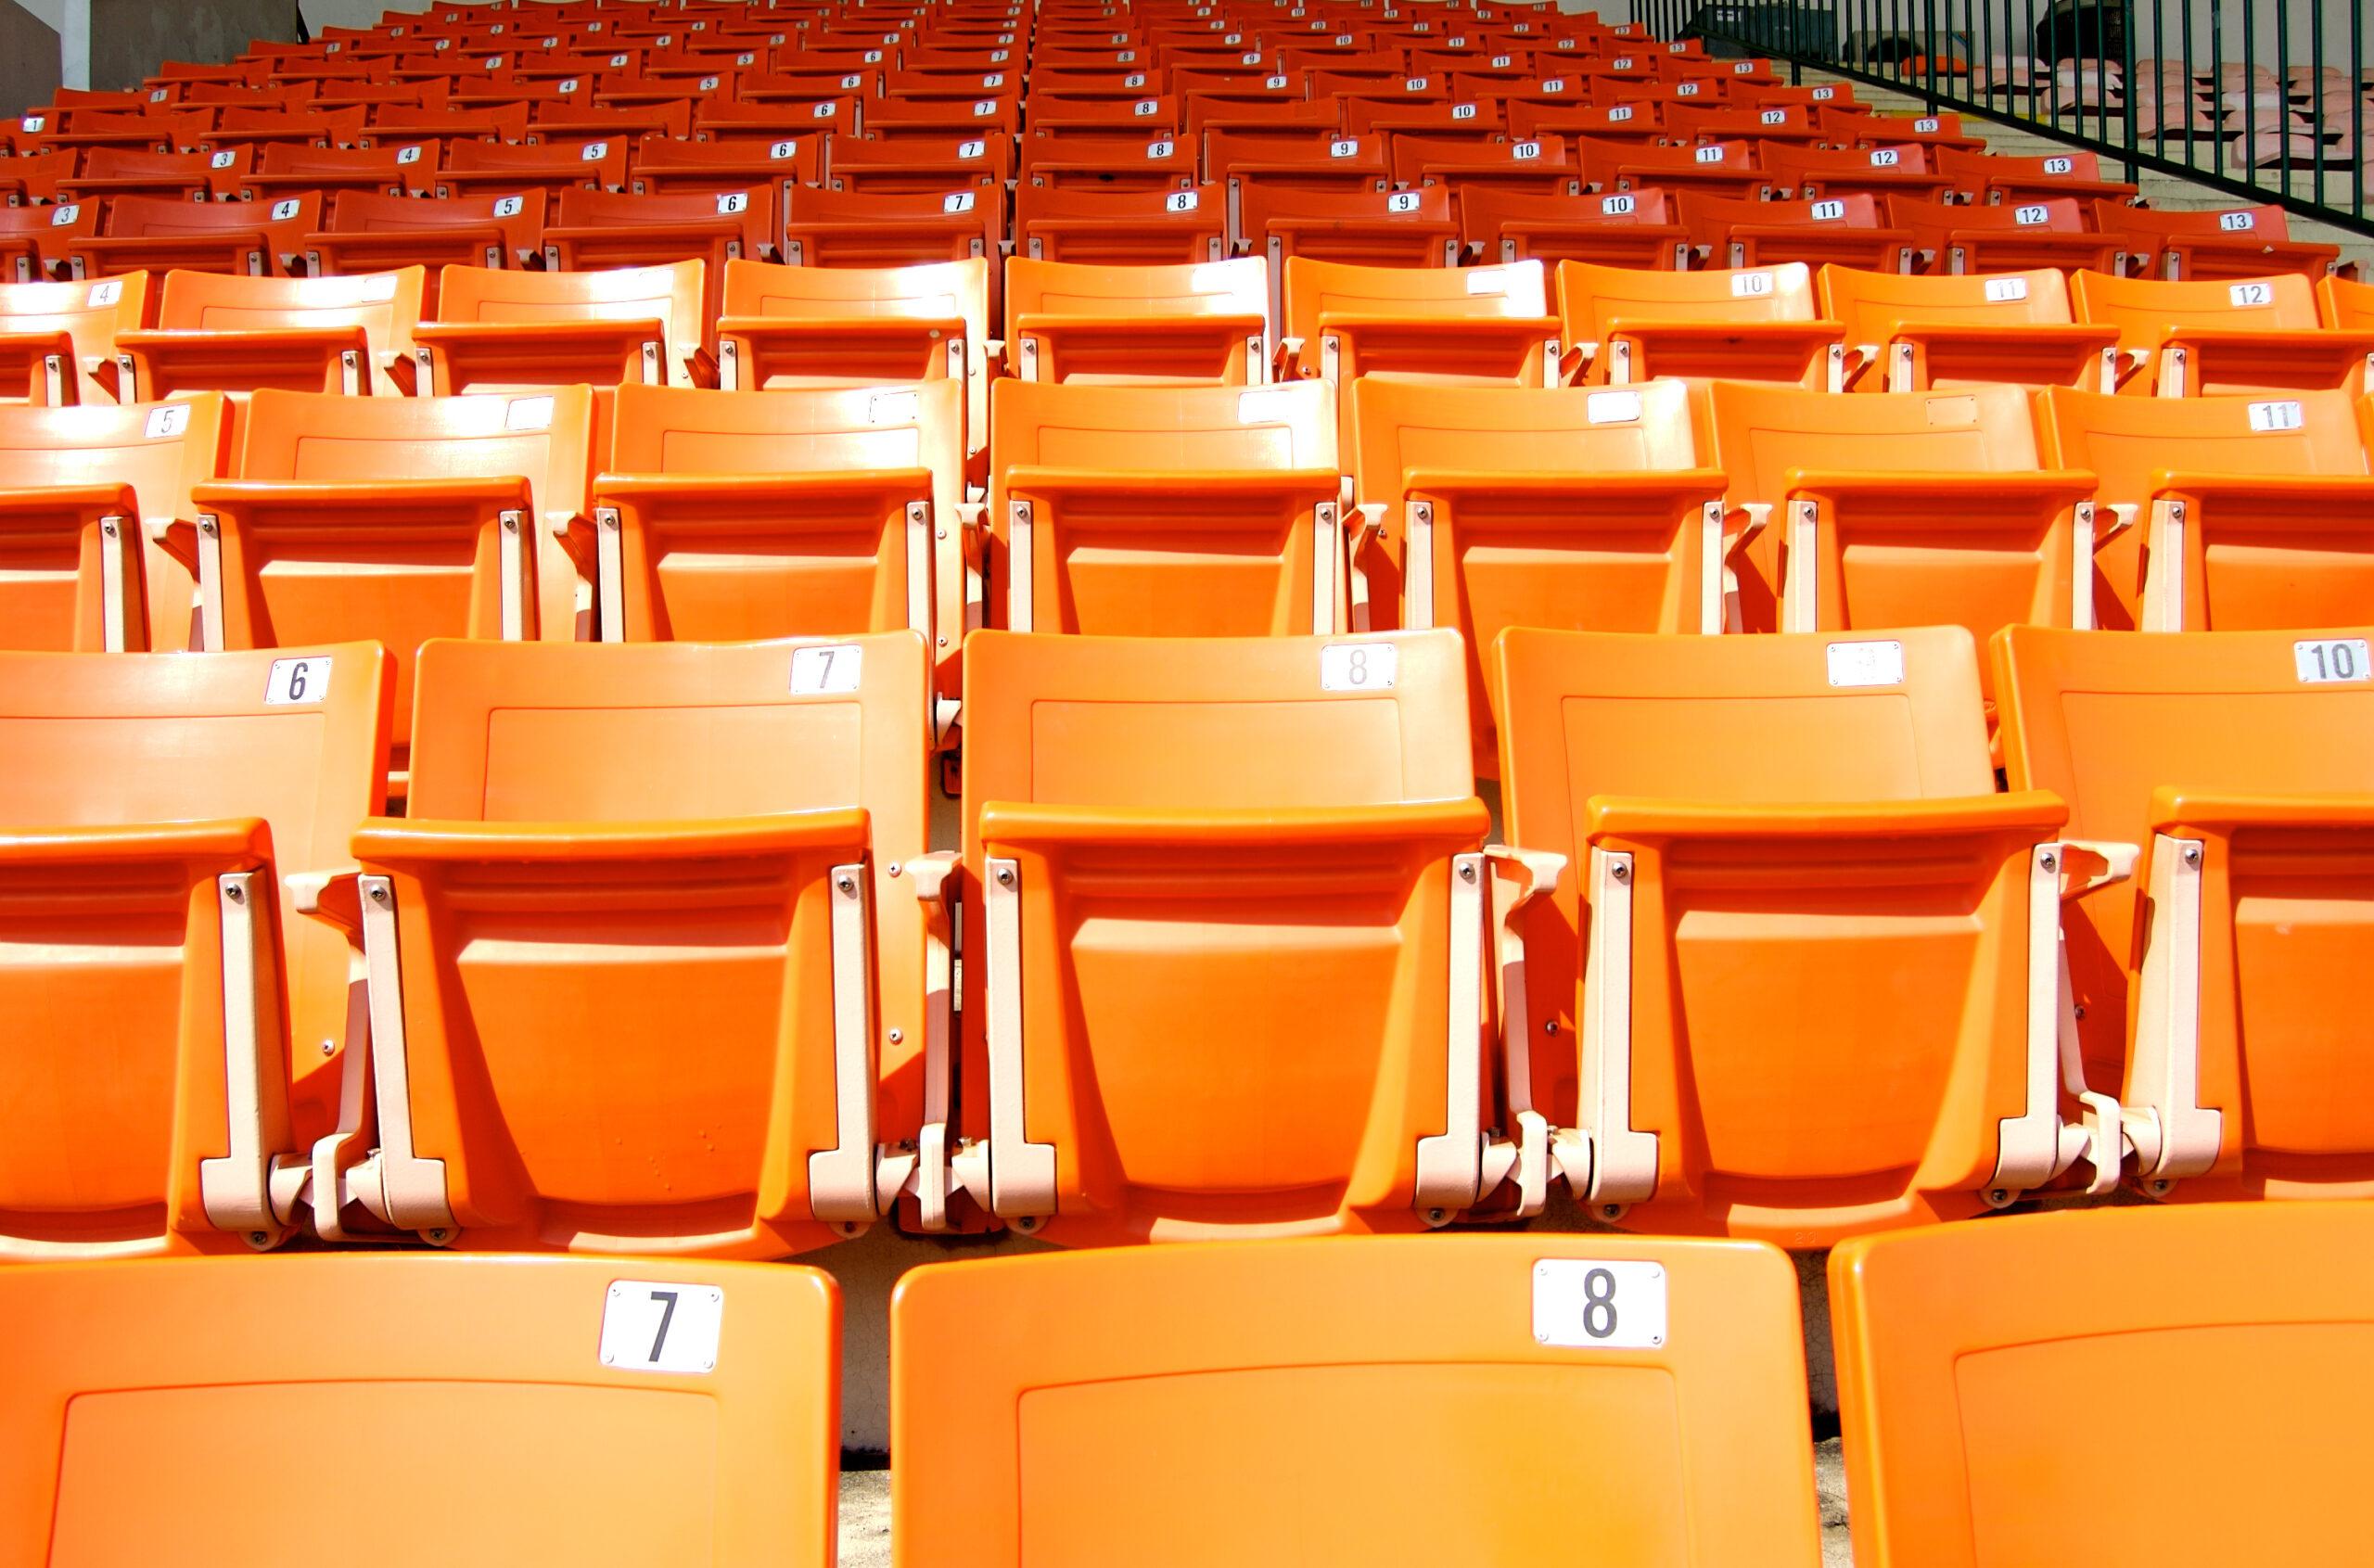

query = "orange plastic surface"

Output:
[[0, 271, 150, 405], [0, 643, 391, 1255], [1458, 185, 1693, 271], [2071, 270, 2374, 397], [1015, 182, 1229, 265], [1557, 259, 1840, 387], [1004, 254, 1269, 384], [1818, 263, 2120, 392], [417, 259, 707, 391], [1244, 182, 1461, 275], [1493, 625, 2073, 1243], [894, 1235, 1821, 1566], [120, 266, 425, 400], [68, 193, 321, 282], [0, 1253, 836, 1563]]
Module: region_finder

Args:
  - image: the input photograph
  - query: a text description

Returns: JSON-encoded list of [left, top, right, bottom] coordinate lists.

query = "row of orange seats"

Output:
[[10, 1207, 2366, 1562]]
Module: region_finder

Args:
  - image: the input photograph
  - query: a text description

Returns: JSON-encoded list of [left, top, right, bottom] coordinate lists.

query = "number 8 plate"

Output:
[[1533, 1258, 1668, 1348]]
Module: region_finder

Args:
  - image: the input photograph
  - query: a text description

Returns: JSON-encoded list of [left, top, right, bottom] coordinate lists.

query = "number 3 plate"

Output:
[[1533, 1258, 1667, 1349], [600, 1280, 724, 1374]]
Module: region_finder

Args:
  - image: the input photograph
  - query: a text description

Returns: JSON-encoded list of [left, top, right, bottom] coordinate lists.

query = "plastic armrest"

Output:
[[0, 326, 78, 400], [119, 325, 375, 395]]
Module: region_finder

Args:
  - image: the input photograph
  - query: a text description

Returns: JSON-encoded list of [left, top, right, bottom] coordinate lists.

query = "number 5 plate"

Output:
[[1533, 1258, 1667, 1349], [600, 1280, 724, 1374]]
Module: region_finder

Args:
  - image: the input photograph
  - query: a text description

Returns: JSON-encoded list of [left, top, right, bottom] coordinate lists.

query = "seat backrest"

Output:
[[326, 189, 543, 237], [2038, 386, 2369, 506], [2071, 269, 2323, 337], [1886, 194, 2089, 234], [2321, 274, 2374, 330], [236, 385, 594, 523], [606, 380, 964, 516], [1683, 190, 1888, 236], [550, 184, 777, 249], [2102, 201, 2294, 242], [1557, 258, 1818, 339], [1002, 255, 1268, 337], [1349, 376, 1701, 502], [1819, 263, 2076, 338], [429, 259, 706, 363], [0, 1254, 837, 1563], [0, 271, 151, 373], [1283, 254, 1548, 339], [1832, 1205, 2374, 1568], [153, 265, 426, 343], [719, 256, 989, 341], [1707, 378, 2043, 503], [989, 377, 1335, 478], [894, 1235, 1822, 1567], [99, 192, 323, 240]]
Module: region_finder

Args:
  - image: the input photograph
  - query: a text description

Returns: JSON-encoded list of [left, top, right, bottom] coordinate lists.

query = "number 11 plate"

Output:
[[1532, 1258, 1667, 1349]]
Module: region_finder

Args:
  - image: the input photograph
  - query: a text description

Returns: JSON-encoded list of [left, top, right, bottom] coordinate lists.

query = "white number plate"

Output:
[[791, 644, 862, 695], [1321, 643, 1396, 691], [2218, 210, 2255, 231], [2296, 639, 2368, 684], [264, 657, 331, 706], [1730, 271, 1774, 298], [1827, 639, 1905, 688], [599, 1281, 723, 1374], [1585, 390, 1640, 424], [1533, 1259, 1667, 1349], [2229, 281, 2274, 307], [1809, 198, 1845, 221], [2247, 400, 2303, 432], [144, 403, 191, 439], [1984, 276, 2030, 301], [504, 395, 554, 430]]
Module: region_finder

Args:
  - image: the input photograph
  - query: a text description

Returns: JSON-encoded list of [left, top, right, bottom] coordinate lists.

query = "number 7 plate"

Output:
[[600, 1280, 725, 1374], [1532, 1258, 1668, 1349]]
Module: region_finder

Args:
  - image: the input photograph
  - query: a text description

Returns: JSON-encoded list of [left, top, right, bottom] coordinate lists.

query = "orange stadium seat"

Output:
[[1996, 626, 2374, 1200], [1458, 185, 1692, 269], [1206, 129, 1392, 251], [1707, 380, 2096, 644], [0, 1254, 838, 1560], [2099, 201, 2343, 283], [0, 642, 390, 1256], [0, 271, 149, 405], [895, 1236, 1823, 1565], [1557, 260, 1843, 387], [434, 136, 629, 200], [1833, 1205, 2374, 1565], [1492, 626, 2120, 1243], [1759, 142, 1959, 204], [1885, 195, 2120, 276], [2070, 271, 2374, 398], [626, 132, 821, 195], [412, 259, 708, 391], [1938, 145, 2141, 207], [56, 146, 251, 204], [823, 134, 1015, 193], [300, 192, 545, 308], [2321, 274, 2374, 331], [1242, 183, 1463, 285], [1282, 256, 1560, 400], [327, 632, 937, 1253], [1678, 192, 1914, 273], [781, 185, 1006, 273], [235, 141, 440, 202], [65, 192, 321, 281], [1573, 135, 1771, 200], [1819, 264, 2122, 392], [1016, 130, 1197, 191], [0, 391, 226, 652], [0, 200, 99, 285], [985, 377, 1342, 636], [2038, 387, 2374, 632], [948, 631, 1512, 1240], [1347, 376, 1728, 762], [1015, 183, 1229, 264], [116, 267, 424, 401], [1003, 255, 1270, 384]]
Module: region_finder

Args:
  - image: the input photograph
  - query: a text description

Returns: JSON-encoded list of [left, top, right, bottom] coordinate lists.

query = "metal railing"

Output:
[[1629, 0, 2372, 236]]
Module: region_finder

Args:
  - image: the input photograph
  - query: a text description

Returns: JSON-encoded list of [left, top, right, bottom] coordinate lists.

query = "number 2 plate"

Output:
[[600, 1280, 724, 1374], [1533, 1258, 1667, 1348]]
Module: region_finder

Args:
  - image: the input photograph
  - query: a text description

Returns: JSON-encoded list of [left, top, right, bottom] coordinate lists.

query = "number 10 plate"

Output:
[[1532, 1258, 1668, 1349]]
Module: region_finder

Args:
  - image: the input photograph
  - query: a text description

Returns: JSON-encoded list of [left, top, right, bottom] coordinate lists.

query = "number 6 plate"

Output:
[[600, 1280, 724, 1374], [1533, 1258, 1667, 1348]]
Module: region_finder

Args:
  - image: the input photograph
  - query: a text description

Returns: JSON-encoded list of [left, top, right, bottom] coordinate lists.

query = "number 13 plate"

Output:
[[1532, 1258, 1667, 1349]]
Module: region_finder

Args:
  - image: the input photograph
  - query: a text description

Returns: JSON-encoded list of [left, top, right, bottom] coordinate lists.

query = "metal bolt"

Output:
[[603, 1351, 617, 1364], [369, 886, 389, 905], [1610, 862, 1629, 884], [996, 867, 1015, 886], [887, 1027, 903, 1045], [2073, 1004, 2087, 1021], [427, 1229, 448, 1243], [2040, 851, 2058, 873], [2183, 845, 2202, 868], [320, 1039, 335, 1055], [1544, 1020, 1560, 1035], [937, 635, 949, 646], [1988, 1189, 2010, 1205], [225, 884, 245, 903], [836, 873, 856, 894], [1458, 863, 1476, 883], [249, 1230, 269, 1246], [101, 520, 117, 537], [199, 517, 218, 537], [1425, 1207, 1448, 1224], [887, 862, 902, 877]]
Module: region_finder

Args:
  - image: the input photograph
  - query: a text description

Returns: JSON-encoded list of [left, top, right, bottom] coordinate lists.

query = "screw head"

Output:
[[887, 1027, 904, 1045], [249, 1230, 269, 1246], [887, 861, 902, 877], [224, 884, 245, 903], [1458, 862, 1476, 883], [603, 1350, 616, 1364], [1610, 862, 1630, 884], [320, 1039, 335, 1056], [368, 886, 389, 905], [1544, 1019, 1559, 1035], [2040, 851, 2059, 873], [836, 873, 856, 894], [2183, 845, 2202, 867], [995, 867, 1015, 886]]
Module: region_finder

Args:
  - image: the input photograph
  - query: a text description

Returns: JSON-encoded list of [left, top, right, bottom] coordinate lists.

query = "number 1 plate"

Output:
[[1533, 1258, 1667, 1349], [600, 1280, 724, 1374]]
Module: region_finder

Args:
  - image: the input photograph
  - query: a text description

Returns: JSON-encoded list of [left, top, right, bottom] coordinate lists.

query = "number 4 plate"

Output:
[[600, 1280, 724, 1374], [1533, 1258, 1667, 1348]]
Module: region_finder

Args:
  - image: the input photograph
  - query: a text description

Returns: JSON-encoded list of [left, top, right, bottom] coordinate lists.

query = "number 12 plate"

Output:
[[1532, 1258, 1668, 1349]]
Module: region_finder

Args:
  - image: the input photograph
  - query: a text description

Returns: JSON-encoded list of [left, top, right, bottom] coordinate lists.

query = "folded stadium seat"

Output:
[[1938, 146, 2142, 207], [300, 193, 543, 312], [1834, 1205, 2374, 1566], [1458, 185, 1692, 270], [587, 382, 965, 719], [985, 378, 1343, 637], [0, 272, 148, 405], [1823, 107, 1987, 151], [692, 97, 862, 150], [1, 200, 102, 283], [528, 100, 696, 147], [1758, 142, 1959, 204], [0, 1255, 837, 1557], [1207, 130, 1392, 251], [783, 185, 1006, 275], [235, 142, 440, 203], [1491, 625, 2119, 1242], [1016, 130, 1198, 192], [361, 105, 529, 158], [1884, 194, 2122, 276], [868, 96, 1026, 140], [0, 641, 389, 1255], [1512, 100, 1669, 145], [1573, 135, 1771, 200], [1677, 192, 1915, 274], [947, 630, 1514, 1239], [19, 108, 210, 160], [325, 632, 938, 1252], [2323, 274, 2374, 331], [55, 146, 251, 205], [1395, 133, 1579, 195], [2038, 387, 2374, 633], [624, 133, 820, 197], [0, 392, 226, 651], [178, 387, 592, 785], [541, 185, 775, 338], [1347, 377, 1728, 765], [1820, 264, 2122, 393], [823, 134, 1015, 194], [1240, 186, 1465, 321], [1029, 94, 1186, 137], [1666, 102, 1823, 143], [116, 267, 424, 402], [2096, 201, 2343, 282], [1708, 380, 2096, 645], [0, 148, 75, 207], [1015, 184, 1229, 265], [1997, 625, 2374, 1199], [413, 260, 708, 392], [433, 137, 629, 201], [1003, 255, 1270, 385], [1558, 261, 1843, 388], [715, 255, 990, 470], [64, 192, 318, 282], [2070, 271, 2374, 398], [894, 1235, 1824, 1565], [206, 105, 368, 150]]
